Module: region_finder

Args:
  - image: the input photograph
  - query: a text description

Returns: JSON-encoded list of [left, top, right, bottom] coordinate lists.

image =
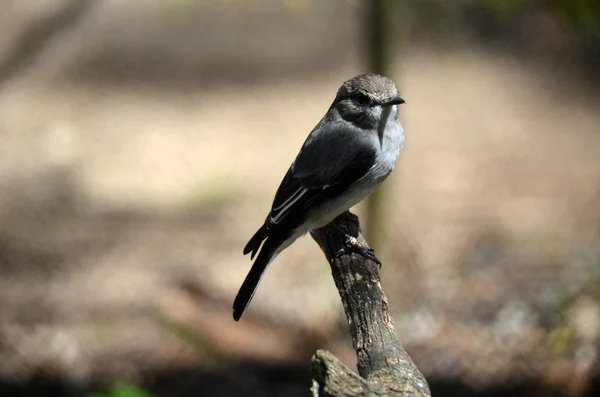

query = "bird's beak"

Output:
[[381, 96, 406, 107]]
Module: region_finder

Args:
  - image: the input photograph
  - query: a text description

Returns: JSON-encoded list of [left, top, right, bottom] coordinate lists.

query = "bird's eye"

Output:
[[354, 94, 371, 106]]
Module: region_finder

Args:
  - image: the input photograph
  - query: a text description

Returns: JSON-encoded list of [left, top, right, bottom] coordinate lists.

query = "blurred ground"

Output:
[[1, 1, 600, 396]]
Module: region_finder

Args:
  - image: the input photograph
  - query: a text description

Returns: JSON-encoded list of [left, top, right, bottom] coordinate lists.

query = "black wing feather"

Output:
[[244, 120, 376, 252], [264, 147, 375, 232]]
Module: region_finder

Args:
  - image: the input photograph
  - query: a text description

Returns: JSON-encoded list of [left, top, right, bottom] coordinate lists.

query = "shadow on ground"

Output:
[[2, 363, 598, 397]]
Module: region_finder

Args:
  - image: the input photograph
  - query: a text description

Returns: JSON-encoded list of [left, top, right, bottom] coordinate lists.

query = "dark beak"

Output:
[[381, 96, 406, 107]]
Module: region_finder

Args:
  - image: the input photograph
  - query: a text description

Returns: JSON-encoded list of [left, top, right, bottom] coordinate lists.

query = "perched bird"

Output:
[[233, 73, 405, 321]]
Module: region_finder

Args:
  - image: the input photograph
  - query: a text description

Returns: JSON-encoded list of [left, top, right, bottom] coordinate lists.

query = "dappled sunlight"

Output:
[[1, 1, 600, 396]]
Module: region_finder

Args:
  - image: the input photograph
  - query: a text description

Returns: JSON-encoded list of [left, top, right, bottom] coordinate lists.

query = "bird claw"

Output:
[[334, 234, 382, 266]]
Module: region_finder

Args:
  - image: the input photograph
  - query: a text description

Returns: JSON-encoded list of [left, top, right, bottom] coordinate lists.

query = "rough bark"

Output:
[[310, 211, 431, 397]]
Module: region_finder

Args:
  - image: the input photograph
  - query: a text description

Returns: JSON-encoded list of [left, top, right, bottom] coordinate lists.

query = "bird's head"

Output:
[[331, 73, 405, 128]]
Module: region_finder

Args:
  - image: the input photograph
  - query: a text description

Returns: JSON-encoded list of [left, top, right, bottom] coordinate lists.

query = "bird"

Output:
[[233, 73, 405, 321]]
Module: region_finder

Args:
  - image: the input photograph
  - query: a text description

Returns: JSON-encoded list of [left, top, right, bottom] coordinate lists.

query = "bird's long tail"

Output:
[[233, 237, 279, 321], [243, 224, 268, 260]]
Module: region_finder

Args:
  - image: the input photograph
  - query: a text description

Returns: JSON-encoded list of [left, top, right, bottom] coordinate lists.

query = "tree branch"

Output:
[[310, 211, 430, 397]]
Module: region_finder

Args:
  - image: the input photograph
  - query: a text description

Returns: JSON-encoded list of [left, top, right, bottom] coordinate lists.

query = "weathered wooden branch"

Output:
[[309, 211, 431, 397]]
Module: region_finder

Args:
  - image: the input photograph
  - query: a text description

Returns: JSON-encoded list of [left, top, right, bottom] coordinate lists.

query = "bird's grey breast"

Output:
[[370, 107, 404, 180]]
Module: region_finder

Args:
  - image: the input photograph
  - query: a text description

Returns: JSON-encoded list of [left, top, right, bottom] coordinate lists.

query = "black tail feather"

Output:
[[243, 225, 268, 260], [233, 237, 278, 321]]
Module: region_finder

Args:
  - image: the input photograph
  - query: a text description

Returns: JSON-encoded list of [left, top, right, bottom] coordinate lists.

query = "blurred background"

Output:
[[1, 0, 600, 396]]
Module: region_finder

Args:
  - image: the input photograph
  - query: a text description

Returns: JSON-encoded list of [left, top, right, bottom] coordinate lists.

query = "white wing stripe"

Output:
[[272, 186, 306, 211], [270, 188, 308, 224]]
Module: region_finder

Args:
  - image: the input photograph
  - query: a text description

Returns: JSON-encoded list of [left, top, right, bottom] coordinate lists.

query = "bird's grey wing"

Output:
[[265, 122, 376, 230], [291, 120, 369, 187]]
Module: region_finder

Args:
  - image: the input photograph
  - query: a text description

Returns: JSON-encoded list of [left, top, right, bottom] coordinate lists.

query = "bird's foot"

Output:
[[334, 234, 382, 266]]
